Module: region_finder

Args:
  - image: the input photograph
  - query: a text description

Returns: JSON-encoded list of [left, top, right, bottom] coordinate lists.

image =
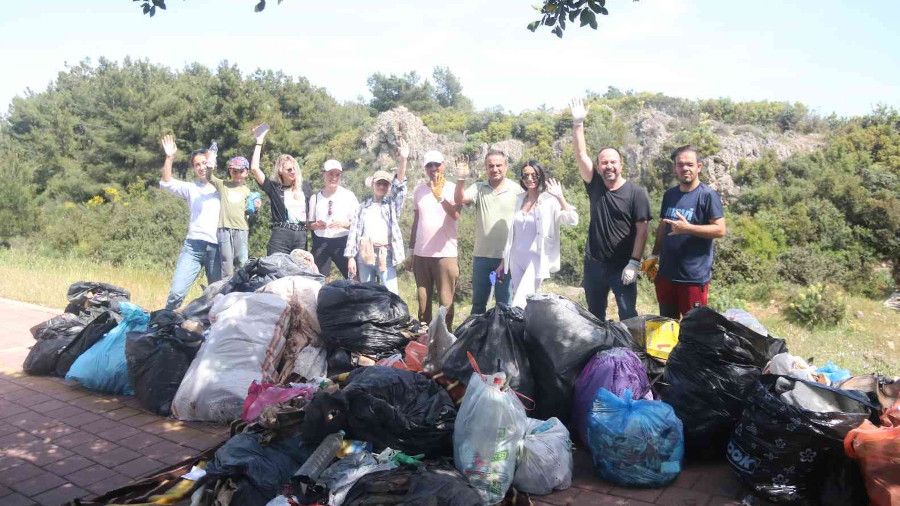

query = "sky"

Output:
[[1, 0, 898, 117]]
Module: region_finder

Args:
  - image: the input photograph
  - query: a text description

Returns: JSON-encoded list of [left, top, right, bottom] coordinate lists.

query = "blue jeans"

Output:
[[582, 256, 637, 321], [165, 239, 222, 310], [356, 251, 399, 295], [217, 228, 249, 278], [470, 256, 512, 314]]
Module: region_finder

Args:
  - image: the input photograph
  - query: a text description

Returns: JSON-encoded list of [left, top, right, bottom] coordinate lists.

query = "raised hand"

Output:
[[454, 157, 470, 181], [161, 134, 177, 157], [569, 97, 587, 123], [545, 178, 564, 198], [396, 136, 410, 160], [253, 123, 270, 145]]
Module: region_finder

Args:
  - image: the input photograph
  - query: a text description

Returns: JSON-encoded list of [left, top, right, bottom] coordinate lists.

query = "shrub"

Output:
[[784, 283, 846, 328]]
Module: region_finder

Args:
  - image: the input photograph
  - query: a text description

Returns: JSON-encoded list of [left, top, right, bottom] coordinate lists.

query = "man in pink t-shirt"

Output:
[[410, 150, 460, 327]]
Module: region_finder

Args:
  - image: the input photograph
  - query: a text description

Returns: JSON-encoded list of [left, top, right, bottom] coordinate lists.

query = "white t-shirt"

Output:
[[310, 186, 359, 238], [361, 202, 390, 246], [159, 179, 220, 244]]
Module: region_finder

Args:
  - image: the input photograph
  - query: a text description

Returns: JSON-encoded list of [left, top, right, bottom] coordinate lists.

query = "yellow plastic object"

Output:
[[646, 319, 679, 361]]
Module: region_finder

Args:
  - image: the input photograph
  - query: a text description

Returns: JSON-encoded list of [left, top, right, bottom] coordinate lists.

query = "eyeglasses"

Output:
[[521, 173, 538, 180]]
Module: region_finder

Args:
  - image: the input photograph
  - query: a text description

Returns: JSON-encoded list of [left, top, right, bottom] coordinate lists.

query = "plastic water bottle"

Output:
[[294, 430, 344, 484]]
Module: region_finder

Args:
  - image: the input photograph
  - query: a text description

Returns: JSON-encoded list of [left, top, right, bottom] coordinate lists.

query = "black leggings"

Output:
[[311, 235, 350, 279], [267, 227, 307, 255]]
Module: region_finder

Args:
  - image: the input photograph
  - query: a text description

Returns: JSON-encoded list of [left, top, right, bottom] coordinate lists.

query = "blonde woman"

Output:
[[250, 124, 310, 254]]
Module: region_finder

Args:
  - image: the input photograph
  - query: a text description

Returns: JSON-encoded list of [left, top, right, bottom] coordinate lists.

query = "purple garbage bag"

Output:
[[573, 347, 651, 445]]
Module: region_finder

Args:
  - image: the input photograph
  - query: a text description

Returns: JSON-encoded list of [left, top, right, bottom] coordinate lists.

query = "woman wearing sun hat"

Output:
[[344, 138, 409, 294]]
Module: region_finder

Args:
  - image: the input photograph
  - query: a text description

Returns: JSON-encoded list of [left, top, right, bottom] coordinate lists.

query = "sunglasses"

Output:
[[425, 162, 442, 169], [521, 173, 538, 180], [230, 167, 248, 172]]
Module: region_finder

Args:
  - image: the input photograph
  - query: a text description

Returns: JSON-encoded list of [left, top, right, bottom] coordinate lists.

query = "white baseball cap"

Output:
[[423, 150, 444, 166], [322, 159, 343, 172]]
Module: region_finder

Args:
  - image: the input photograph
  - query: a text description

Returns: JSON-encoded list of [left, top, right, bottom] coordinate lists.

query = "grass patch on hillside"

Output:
[[0, 247, 895, 375]]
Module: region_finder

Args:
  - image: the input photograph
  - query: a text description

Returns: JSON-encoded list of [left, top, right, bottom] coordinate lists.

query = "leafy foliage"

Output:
[[785, 284, 846, 328]]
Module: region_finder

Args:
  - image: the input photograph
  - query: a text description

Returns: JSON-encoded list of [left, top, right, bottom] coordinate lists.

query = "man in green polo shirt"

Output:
[[454, 149, 524, 314]]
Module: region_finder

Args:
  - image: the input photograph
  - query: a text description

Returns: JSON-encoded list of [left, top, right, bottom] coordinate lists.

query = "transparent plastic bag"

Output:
[[453, 370, 527, 504], [512, 417, 573, 495]]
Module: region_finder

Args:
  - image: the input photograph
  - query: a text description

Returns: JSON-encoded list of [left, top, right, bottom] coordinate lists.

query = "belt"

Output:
[[272, 221, 306, 231]]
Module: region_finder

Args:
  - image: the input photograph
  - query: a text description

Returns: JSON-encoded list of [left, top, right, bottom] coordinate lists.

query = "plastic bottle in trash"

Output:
[[294, 430, 344, 484]]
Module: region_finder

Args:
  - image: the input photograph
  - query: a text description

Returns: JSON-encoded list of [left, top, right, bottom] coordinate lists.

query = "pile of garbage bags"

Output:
[[27, 275, 899, 506]]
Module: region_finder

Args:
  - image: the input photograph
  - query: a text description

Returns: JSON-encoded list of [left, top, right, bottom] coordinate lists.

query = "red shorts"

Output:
[[655, 276, 709, 318]]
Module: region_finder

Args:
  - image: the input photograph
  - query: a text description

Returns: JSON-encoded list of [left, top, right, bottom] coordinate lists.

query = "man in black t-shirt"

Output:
[[570, 98, 651, 320]]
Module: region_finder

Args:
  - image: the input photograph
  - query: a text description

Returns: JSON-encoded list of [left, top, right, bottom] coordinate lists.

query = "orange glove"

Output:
[[641, 255, 659, 281]]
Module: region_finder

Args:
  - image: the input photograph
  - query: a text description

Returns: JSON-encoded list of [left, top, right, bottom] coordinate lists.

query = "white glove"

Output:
[[569, 97, 587, 124], [621, 259, 640, 285]]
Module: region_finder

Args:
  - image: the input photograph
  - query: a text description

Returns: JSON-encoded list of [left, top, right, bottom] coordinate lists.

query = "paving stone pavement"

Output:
[[0, 297, 770, 505]]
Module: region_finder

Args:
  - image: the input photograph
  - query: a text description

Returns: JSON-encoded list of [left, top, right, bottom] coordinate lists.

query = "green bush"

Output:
[[785, 283, 846, 327]]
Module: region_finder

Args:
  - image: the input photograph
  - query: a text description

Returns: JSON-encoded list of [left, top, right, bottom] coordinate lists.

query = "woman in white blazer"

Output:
[[499, 161, 579, 307]]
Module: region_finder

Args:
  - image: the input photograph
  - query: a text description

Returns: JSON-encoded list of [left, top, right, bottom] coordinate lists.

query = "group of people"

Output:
[[158, 98, 726, 325]]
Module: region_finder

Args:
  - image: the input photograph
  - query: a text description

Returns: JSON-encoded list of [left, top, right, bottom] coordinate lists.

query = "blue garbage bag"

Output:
[[817, 361, 851, 384], [588, 388, 684, 487], [65, 301, 149, 395]]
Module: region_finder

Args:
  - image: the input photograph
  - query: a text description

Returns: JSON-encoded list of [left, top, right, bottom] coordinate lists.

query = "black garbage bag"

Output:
[[205, 431, 313, 506], [819, 456, 869, 506], [523, 294, 636, 423], [317, 281, 416, 361], [300, 366, 457, 457], [125, 310, 204, 415], [663, 306, 787, 459], [23, 314, 86, 376], [54, 311, 120, 377], [343, 463, 482, 506], [179, 253, 322, 325], [727, 375, 875, 504], [64, 281, 130, 317], [441, 304, 534, 398]]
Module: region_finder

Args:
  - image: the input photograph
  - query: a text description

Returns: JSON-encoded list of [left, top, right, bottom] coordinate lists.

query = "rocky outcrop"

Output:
[[362, 106, 463, 170]]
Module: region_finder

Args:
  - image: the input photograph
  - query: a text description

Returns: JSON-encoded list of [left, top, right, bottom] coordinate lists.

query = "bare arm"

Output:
[[160, 134, 177, 183], [396, 137, 409, 182], [250, 123, 269, 186], [631, 221, 650, 260], [442, 198, 460, 220], [651, 220, 667, 256], [410, 210, 419, 251], [570, 98, 593, 184]]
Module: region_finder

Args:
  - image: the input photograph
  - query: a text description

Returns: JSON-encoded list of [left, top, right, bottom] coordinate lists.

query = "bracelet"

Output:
[[631, 257, 642, 262], [255, 143, 262, 147]]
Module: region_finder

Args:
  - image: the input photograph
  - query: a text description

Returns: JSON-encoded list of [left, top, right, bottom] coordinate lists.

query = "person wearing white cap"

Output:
[[308, 158, 359, 279], [344, 139, 409, 294], [410, 148, 461, 327]]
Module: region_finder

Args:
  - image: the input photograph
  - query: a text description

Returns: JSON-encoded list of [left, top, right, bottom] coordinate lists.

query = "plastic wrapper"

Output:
[[423, 305, 455, 373], [844, 401, 900, 506]]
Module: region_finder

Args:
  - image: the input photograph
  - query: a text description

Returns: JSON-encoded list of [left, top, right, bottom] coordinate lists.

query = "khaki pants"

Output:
[[412, 255, 459, 328]]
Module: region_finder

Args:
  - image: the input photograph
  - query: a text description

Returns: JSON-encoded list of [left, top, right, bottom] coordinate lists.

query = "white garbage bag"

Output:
[[423, 306, 455, 373], [512, 417, 573, 495], [172, 292, 289, 422], [453, 371, 527, 505]]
